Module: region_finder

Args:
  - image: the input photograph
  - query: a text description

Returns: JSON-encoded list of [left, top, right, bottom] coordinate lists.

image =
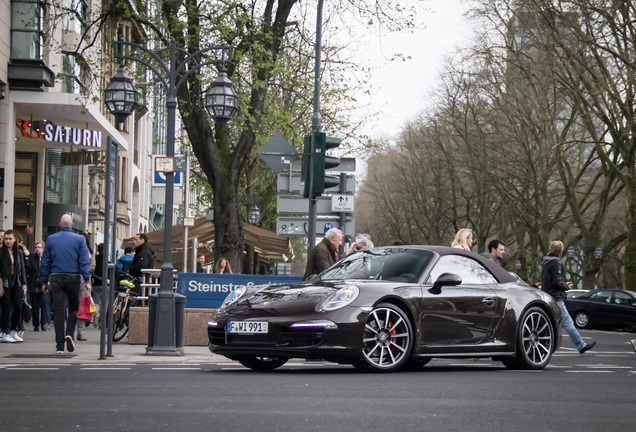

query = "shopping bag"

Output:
[[78, 295, 91, 321], [89, 297, 97, 316]]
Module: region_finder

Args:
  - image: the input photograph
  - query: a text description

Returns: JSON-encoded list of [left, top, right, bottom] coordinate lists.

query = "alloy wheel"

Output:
[[360, 304, 412, 371]]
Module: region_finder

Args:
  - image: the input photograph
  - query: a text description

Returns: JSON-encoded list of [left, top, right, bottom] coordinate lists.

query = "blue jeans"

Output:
[[557, 300, 586, 351]]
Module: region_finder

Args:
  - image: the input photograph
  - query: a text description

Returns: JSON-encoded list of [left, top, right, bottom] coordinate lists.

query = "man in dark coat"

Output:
[[129, 233, 155, 293], [303, 228, 342, 280]]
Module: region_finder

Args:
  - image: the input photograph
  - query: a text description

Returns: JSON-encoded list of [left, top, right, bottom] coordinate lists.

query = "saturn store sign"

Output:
[[16, 118, 102, 148]]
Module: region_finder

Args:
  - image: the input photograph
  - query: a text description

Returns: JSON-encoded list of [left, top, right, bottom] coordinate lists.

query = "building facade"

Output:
[[0, 0, 154, 250]]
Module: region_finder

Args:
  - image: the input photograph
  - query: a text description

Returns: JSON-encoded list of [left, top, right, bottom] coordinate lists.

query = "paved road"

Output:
[[1, 329, 634, 432]]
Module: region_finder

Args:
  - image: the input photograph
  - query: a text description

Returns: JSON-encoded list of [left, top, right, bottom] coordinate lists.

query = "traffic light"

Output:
[[302, 131, 341, 198]]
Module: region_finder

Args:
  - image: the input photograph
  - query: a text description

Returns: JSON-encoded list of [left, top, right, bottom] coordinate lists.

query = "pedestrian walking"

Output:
[[303, 228, 342, 280], [25, 241, 45, 332], [0, 230, 29, 343], [40, 214, 91, 353], [541, 240, 596, 354], [76, 233, 95, 341]]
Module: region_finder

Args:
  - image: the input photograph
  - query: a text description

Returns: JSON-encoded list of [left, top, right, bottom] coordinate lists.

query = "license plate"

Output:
[[227, 321, 269, 334]]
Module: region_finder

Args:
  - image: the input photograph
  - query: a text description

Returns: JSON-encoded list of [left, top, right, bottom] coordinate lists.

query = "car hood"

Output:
[[222, 281, 346, 315]]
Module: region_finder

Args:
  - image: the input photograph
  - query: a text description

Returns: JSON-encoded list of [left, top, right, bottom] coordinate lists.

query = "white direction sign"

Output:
[[331, 194, 354, 212], [277, 216, 355, 237]]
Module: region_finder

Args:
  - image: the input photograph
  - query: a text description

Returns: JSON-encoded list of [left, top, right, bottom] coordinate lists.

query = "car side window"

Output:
[[613, 291, 633, 305], [427, 255, 498, 285], [588, 291, 612, 303]]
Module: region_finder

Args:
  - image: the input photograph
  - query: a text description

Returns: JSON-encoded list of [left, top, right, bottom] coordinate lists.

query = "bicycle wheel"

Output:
[[112, 306, 129, 342]]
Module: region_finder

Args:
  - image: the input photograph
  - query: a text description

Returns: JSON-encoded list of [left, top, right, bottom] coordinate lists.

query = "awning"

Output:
[[122, 217, 291, 270]]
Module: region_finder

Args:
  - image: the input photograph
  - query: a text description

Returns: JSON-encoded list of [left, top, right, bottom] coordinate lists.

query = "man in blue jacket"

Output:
[[41, 214, 91, 354]]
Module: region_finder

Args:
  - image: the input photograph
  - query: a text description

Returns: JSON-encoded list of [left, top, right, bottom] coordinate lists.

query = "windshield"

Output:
[[315, 248, 433, 283]]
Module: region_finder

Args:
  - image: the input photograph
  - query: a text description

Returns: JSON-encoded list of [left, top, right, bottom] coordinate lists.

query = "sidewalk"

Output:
[[0, 323, 215, 365]]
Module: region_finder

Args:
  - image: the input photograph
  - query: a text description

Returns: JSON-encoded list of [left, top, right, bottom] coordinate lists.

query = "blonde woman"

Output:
[[214, 257, 233, 274], [348, 236, 374, 255], [451, 229, 473, 251]]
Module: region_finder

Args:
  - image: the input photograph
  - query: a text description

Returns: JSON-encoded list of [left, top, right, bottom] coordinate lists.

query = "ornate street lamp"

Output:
[[205, 72, 238, 124], [104, 64, 141, 124], [247, 204, 261, 225], [567, 245, 576, 259], [105, 38, 236, 356], [594, 247, 603, 260]]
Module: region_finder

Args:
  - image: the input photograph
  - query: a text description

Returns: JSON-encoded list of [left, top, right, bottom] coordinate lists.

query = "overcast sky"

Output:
[[352, 0, 473, 140]]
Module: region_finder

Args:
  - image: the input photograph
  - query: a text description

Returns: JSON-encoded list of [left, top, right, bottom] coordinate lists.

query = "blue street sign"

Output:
[[153, 171, 183, 186], [178, 273, 303, 308], [324, 223, 333, 233]]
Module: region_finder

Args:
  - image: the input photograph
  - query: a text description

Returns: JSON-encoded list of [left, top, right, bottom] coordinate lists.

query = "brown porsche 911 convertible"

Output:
[[208, 246, 562, 372]]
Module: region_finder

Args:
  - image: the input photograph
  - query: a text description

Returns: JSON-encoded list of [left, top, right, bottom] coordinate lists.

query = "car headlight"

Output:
[[220, 287, 247, 309], [320, 286, 359, 312]]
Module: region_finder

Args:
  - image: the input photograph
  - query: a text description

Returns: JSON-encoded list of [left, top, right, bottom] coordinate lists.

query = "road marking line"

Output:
[[565, 370, 614, 373], [581, 365, 632, 369], [79, 367, 132, 370], [81, 363, 138, 367], [448, 363, 497, 367], [6, 367, 60, 371], [151, 367, 202, 370]]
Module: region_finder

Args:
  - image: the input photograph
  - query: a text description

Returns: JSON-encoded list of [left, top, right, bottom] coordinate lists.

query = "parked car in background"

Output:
[[566, 289, 589, 299], [208, 246, 562, 372], [565, 289, 636, 331]]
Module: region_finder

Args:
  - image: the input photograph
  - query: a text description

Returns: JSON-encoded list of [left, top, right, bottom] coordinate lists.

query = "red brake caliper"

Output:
[[389, 321, 397, 353]]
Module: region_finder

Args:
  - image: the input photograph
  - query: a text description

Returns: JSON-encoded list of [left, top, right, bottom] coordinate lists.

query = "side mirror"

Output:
[[429, 272, 462, 294]]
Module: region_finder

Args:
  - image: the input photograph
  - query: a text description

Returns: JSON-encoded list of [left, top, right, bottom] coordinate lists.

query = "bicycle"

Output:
[[112, 275, 141, 342]]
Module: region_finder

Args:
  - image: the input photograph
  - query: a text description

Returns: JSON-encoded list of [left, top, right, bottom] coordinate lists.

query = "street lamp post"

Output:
[[105, 38, 237, 355]]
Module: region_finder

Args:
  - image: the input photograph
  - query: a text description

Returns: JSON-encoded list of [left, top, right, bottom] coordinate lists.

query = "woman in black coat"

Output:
[[0, 230, 28, 343]]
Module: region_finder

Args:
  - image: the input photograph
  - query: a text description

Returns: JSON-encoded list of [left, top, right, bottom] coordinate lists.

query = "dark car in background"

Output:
[[565, 289, 636, 331], [566, 289, 589, 299], [208, 246, 562, 372]]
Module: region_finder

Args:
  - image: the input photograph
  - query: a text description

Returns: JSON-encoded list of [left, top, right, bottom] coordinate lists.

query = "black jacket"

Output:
[[130, 241, 155, 277], [25, 253, 42, 293], [92, 253, 104, 286], [0, 248, 28, 290], [541, 256, 569, 301]]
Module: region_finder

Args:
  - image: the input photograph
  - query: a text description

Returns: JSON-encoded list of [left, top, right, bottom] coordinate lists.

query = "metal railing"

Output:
[[135, 269, 179, 306]]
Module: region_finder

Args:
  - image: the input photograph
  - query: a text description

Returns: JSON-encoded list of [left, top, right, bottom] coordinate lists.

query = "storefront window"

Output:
[[44, 149, 79, 205], [10, 0, 43, 60]]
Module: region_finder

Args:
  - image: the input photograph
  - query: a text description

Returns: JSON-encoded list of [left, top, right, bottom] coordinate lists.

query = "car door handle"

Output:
[[482, 297, 495, 307]]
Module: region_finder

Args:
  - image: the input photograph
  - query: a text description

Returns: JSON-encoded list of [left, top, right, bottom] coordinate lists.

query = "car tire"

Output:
[[237, 356, 289, 371], [355, 303, 413, 372], [573, 311, 592, 329], [502, 307, 555, 370]]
